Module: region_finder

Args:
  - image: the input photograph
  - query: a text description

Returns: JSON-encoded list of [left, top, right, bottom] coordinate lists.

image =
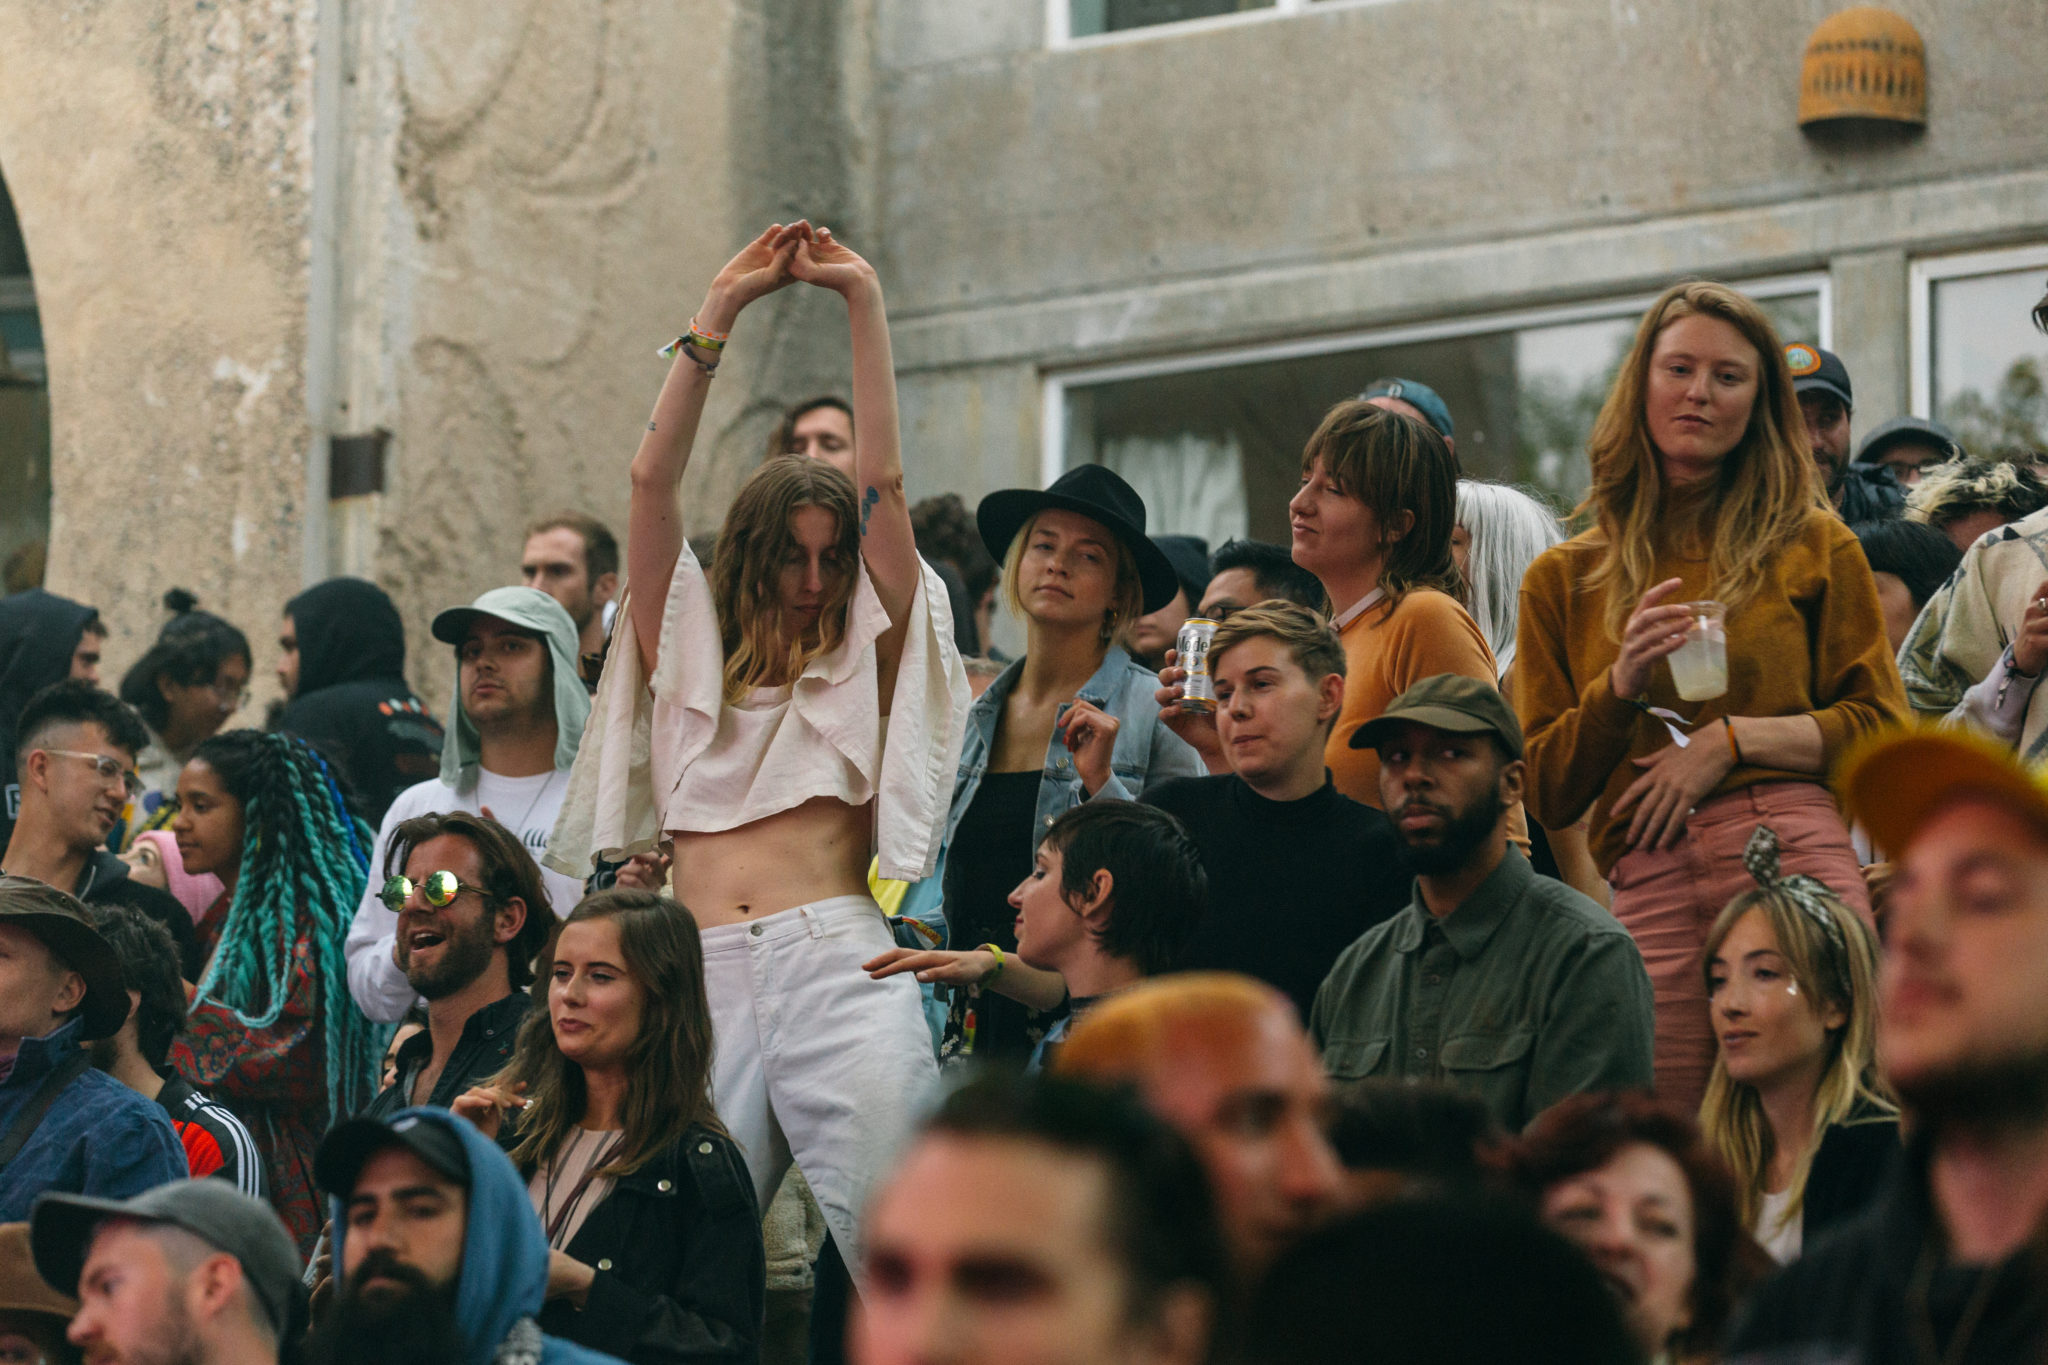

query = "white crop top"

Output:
[[545, 543, 970, 883]]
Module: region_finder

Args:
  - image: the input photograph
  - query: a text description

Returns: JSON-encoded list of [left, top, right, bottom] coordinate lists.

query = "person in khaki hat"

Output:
[[0, 1221, 77, 1365], [1309, 675, 1654, 1132], [1727, 726, 2048, 1361], [0, 876, 185, 1224]]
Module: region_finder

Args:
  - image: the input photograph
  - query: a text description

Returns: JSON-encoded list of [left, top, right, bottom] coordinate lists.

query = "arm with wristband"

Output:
[[862, 942, 1069, 1012]]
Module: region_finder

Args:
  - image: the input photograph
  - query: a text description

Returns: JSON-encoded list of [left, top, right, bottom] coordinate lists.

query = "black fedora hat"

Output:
[[0, 876, 127, 1039], [976, 465, 1181, 614]]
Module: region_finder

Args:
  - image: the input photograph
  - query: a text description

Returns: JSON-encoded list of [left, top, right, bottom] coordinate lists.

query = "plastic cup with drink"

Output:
[[1665, 601, 1728, 702]]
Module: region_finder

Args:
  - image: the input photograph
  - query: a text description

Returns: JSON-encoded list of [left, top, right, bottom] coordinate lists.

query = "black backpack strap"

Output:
[[0, 1049, 93, 1172]]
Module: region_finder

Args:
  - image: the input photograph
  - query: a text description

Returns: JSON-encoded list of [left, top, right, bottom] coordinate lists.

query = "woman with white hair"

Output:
[[1454, 481, 1607, 905]]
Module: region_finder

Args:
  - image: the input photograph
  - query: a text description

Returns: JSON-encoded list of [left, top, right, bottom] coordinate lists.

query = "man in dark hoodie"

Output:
[[2, 682, 201, 977], [0, 589, 106, 852], [276, 577, 444, 826], [311, 1108, 628, 1365]]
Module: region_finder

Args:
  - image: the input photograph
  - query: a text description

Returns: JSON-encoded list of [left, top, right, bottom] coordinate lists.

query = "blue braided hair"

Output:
[[188, 729, 381, 1126]]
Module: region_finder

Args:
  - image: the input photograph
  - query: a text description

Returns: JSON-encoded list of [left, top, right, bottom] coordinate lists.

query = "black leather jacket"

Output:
[[531, 1123, 765, 1365]]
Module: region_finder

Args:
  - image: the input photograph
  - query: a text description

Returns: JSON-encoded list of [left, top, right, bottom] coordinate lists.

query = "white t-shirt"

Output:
[[343, 768, 583, 1022], [1757, 1186, 1803, 1264]]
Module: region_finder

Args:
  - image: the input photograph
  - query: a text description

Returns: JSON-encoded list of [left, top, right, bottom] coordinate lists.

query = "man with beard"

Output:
[[1310, 675, 1653, 1131], [1783, 343, 1905, 524], [310, 1108, 626, 1365], [30, 1178, 303, 1365], [360, 811, 550, 1119], [1727, 729, 2048, 1363], [345, 587, 588, 1022]]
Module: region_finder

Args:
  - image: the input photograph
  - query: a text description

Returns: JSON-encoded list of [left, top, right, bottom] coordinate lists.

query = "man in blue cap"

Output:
[[343, 587, 590, 1022]]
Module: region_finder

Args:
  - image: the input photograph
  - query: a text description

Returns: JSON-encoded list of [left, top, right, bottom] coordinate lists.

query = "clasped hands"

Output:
[[698, 220, 876, 334], [1607, 577, 1736, 851]]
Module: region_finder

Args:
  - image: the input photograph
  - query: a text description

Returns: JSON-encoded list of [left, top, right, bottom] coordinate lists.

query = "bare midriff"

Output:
[[668, 795, 876, 928]]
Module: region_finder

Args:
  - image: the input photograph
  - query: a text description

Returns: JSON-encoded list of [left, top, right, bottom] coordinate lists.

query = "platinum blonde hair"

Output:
[[1454, 481, 1563, 679]]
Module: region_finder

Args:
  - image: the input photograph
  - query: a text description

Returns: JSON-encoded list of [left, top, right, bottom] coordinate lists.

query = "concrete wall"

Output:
[[877, 0, 2048, 503], [0, 0, 317, 706]]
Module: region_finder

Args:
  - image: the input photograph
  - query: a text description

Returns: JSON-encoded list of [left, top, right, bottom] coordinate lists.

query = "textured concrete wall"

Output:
[[878, 0, 2048, 505], [0, 0, 316, 704]]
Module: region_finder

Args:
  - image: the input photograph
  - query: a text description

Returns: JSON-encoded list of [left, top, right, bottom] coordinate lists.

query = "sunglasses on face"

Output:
[[379, 870, 490, 913]]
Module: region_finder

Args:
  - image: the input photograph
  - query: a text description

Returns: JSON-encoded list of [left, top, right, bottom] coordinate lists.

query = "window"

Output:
[[1054, 0, 1389, 45], [1911, 244, 2048, 456], [1044, 281, 1824, 547]]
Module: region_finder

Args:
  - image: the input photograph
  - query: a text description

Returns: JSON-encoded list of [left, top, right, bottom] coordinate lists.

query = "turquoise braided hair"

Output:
[[190, 731, 382, 1126]]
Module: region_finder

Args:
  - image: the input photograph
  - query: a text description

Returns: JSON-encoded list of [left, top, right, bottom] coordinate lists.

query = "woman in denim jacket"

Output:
[[868, 466, 1204, 1062]]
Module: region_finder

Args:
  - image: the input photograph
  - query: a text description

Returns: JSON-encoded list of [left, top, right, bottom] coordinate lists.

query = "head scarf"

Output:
[[1742, 824, 1852, 1002]]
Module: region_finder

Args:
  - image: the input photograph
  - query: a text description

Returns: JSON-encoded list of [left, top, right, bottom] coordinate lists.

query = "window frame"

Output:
[[1040, 272, 1831, 485], [1049, 0, 1401, 51], [1908, 241, 2048, 419]]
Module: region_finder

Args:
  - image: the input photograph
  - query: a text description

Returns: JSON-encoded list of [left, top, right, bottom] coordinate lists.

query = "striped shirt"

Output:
[[156, 1077, 265, 1199]]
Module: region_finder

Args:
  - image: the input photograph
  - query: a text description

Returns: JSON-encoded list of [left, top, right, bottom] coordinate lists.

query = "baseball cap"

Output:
[[1784, 344, 1853, 410], [31, 1180, 305, 1342], [1350, 674, 1523, 759], [430, 584, 577, 650], [1838, 726, 2048, 858], [315, 1111, 473, 1199], [1855, 415, 1961, 467], [1359, 378, 1455, 440]]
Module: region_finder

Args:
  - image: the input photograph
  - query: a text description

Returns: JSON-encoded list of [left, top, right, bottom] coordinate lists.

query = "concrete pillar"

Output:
[[1830, 249, 1911, 436]]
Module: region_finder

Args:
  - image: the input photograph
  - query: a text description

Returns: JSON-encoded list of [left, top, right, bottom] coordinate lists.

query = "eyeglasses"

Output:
[[42, 749, 144, 798], [379, 870, 492, 913], [207, 681, 252, 710]]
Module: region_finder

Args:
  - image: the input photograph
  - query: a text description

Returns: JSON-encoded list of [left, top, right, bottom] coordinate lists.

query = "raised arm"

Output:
[[629, 225, 803, 674], [788, 228, 919, 653]]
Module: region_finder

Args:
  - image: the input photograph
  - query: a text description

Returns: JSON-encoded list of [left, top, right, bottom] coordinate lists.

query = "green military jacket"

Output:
[[1310, 846, 1654, 1132]]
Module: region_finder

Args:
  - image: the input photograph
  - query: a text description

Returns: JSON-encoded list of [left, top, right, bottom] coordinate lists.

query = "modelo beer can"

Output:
[[1176, 617, 1220, 713]]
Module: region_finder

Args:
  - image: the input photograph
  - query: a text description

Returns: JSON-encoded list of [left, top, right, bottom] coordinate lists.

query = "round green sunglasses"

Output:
[[379, 870, 491, 913]]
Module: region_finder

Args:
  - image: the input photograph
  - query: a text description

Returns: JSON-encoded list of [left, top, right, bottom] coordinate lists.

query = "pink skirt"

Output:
[[1606, 781, 1871, 1117]]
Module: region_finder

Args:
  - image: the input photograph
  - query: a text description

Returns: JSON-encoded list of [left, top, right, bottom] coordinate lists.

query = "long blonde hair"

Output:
[[1578, 281, 1821, 638], [1697, 885, 1894, 1235], [710, 455, 861, 705]]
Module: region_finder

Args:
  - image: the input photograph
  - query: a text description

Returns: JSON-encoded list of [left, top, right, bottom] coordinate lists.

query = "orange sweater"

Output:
[[1325, 587, 1500, 810], [1513, 510, 1907, 875]]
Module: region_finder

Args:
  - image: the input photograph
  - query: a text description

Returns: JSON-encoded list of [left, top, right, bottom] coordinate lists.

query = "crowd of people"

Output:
[[0, 219, 2045, 1365]]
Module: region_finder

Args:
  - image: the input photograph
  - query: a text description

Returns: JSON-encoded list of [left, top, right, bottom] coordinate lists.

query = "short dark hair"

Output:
[[91, 903, 186, 1069], [910, 493, 999, 600], [525, 512, 620, 583], [922, 1072, 1229, 1326], [1503, 1091, 1763, 1358], [1854, 518, 1963, 612], [1329, 1080, 1502, 1190], [384, 811, 557, 991], [16, 681, 151, 777], [116, 592, 252, 731], [1208, 538, 1326, 612], [764, 396, 853, 462], [1040, 801, 1205, 976], [1237, 1195, 1639, 1365]]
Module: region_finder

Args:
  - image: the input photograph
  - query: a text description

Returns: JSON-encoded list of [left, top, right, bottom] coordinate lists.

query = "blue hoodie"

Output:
[[328, 1108, 625, 1365]]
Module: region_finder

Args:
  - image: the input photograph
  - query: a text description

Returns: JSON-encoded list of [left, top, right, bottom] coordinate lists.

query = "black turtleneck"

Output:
[[1143, 772, 1410, 1022]]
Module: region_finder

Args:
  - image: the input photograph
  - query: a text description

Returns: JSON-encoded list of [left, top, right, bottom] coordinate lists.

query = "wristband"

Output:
[[1724, 716, 1742, 765], [978, 943, 1006, 981]]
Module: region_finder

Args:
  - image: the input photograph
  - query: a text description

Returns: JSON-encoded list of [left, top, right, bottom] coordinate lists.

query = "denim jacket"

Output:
[[900, 645, 1204, 948], [0, 1018, 187, 1221]]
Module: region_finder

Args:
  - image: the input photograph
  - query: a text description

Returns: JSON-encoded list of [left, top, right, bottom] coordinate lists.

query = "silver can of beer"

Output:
[[1175, 617, 1220, 713]]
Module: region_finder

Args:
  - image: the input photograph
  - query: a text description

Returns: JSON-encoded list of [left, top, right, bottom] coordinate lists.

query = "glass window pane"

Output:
[[1931, 263, 2048, 456], [1069, 0, 1275, 39], [1062, 291, 1821, 536]]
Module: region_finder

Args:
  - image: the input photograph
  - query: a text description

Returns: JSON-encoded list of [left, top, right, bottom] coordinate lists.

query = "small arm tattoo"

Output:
[[647, 421, 658, 432], [861, 485, 880, 536]]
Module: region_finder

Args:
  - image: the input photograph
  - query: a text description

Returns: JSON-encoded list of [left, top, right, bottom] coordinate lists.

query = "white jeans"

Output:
[[702, 894, 939, 1264]]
